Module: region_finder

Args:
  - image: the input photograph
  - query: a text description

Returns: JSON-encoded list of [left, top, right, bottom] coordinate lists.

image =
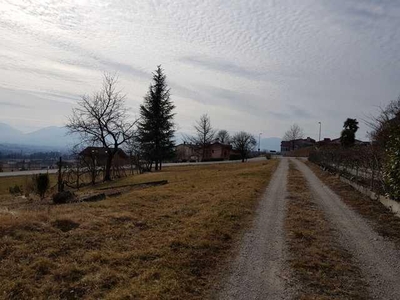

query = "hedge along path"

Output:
[[285, 161, 368, 299], [292, 158, 400, 300]]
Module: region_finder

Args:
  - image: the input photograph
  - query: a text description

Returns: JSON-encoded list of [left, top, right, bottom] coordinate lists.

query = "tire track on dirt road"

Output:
[[217, 158, 292, 300], [292, 158, 400, 300]]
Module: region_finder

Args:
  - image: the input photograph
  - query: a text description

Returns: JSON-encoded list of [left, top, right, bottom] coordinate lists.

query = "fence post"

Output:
[[76, 162, 80, 190], [57, 157, 63, 192]]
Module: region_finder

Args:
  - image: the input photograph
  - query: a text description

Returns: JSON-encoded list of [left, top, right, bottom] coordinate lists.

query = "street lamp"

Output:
[[318, 122, 322, 142], [258, 133, 262, 154]]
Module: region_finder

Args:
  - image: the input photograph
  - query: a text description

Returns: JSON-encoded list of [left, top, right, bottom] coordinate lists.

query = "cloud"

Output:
[[100, 60, 150, 78], [0, 0, 400, 139], [179, 56, 265, 81], [0, 101, 31, 108]]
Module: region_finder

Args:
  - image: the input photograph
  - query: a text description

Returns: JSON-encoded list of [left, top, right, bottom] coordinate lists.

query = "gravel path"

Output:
[[292, 158, 400, 300], [217, 158, 291, 300]]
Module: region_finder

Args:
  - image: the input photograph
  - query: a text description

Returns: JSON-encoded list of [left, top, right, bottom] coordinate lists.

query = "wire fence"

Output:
[[308, 145, 386, 195]]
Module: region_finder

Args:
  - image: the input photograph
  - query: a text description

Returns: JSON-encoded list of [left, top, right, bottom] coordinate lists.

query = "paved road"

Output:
[[218, 158, 292, 300], [292, 158, 400, 300], [0, 156, 269, 178]]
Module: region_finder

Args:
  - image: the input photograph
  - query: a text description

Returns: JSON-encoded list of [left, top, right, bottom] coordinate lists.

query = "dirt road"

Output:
[[217, 158, 291, 300], [218, 158, 400, 299], [292, 158, 400, 299]]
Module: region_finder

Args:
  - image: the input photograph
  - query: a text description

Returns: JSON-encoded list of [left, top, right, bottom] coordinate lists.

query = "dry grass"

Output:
[[0, 173, 58, 195], [0, 160, 278, 299], [285, 162, 368, 299], [306, 160, 400, 247]]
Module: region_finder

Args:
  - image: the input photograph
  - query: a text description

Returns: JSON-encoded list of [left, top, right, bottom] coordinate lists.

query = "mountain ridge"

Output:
[[0, 123, 282, 152], [0, 123, 76, 150]]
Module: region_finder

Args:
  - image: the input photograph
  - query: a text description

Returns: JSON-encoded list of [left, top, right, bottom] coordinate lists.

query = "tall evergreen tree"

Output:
[[138, 66, 175, 171]]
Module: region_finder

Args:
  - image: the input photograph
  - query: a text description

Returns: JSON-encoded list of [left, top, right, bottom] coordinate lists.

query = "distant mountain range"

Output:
[[0, 123, 77, 151], [0, 122, 282, 153]]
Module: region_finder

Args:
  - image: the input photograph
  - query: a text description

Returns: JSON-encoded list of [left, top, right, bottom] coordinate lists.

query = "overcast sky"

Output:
[[0, 0, 399, 140]]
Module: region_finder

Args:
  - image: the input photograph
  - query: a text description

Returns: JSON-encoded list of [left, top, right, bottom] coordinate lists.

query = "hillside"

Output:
[[0, 123, 77, 151]]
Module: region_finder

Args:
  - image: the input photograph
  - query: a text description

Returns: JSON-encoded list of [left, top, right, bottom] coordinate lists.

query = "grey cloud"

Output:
[[0, 101, 31, 108], [0, 17, 148, 81], [287, 105, 314, 119], [1, 0, 400, 139], [180, 56, 265, 81], [101, 61, 150, 78]]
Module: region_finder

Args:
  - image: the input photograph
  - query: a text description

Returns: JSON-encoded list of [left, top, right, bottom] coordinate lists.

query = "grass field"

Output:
[[0, 173, 58, 196], [0, 160, 277, 299]]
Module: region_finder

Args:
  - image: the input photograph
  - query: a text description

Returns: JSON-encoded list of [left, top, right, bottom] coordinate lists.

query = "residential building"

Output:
[[175, 141, 232, 162], [280, 137, 316, 153], [79, 147, 129, 167]]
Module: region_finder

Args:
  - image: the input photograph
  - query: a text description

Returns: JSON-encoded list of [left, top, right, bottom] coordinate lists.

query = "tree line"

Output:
[[67, 66, 259, 181], [184, 114, 257, 162]]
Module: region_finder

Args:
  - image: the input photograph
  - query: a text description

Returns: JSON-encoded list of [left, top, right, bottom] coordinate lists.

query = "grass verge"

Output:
[[285, 162, 368, 299], [305, 160, 400, 248], [0, 160, 277, 299]]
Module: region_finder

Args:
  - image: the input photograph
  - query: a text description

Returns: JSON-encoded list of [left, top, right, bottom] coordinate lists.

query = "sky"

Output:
[[0, 0, 400, 141]]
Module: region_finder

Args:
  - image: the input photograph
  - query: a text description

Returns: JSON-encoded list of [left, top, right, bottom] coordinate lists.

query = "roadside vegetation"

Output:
[[305, 161, 400, 248], [0, 160, 277, 299], [285, 162, 368, 299], [309, 96, 400, 202]]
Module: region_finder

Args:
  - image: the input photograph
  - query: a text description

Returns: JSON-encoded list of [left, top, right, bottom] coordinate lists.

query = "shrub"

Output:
[[9, 185, 22, 196], [265, 153, 272, 160], [229, 154, 242, 161], [384, 133, 400, 200], [34, 173, 50, 199], [53, 191, 75, 204]]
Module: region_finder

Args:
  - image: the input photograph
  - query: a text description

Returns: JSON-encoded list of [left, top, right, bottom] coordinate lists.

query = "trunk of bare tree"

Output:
[[104, 151, 116, 182], [155, 160, 159, 171]]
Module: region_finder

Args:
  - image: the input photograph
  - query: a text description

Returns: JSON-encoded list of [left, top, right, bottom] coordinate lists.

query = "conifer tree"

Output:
[[138, 66, 175, 171]]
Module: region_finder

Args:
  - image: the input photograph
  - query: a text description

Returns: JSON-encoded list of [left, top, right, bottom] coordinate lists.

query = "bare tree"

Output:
[[283, 123, 305, 150], [231, 131, 257, 162], [186, 114, 216, 161], [66, 73, 137, 181], [125, 135, 145, 174], [365, 95, 400, 146], [216, 129, 231, 144]]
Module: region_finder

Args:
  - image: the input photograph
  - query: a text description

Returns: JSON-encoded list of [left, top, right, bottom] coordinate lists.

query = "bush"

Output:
[[34, 173, 50, 199], [265, 153, 272, 160], [9, 185, 22, 196], [53, 191, 76, 204], [229, 154, 242, 161], [384, 133, 400, 200]]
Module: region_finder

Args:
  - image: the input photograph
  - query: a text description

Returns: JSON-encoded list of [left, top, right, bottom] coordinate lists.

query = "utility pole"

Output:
[[318, 122, 322, 142], [258, 133, 262, 154]]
